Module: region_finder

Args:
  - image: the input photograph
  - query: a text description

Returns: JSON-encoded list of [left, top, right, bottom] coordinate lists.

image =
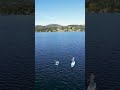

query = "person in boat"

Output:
[[71, 57, 75, 67], [87, 73, 96, 90], [55, 60, 59, 65]]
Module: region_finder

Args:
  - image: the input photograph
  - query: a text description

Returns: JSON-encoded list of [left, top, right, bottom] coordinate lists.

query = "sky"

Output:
[[35, 0, 85, 26]]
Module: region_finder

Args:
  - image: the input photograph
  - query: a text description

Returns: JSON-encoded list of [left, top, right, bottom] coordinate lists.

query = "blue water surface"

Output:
[[35, 32, 85, 90]]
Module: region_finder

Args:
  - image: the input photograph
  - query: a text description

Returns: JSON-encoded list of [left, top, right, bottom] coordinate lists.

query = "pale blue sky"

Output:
[[35, 0, 85, 25]]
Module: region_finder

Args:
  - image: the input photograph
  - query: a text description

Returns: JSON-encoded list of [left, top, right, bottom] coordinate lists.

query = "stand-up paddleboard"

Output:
[[55, 60, 59, 65], [71, 57, 75, 67], [87, 82, 96, 90], [87, 73, 96, 90]]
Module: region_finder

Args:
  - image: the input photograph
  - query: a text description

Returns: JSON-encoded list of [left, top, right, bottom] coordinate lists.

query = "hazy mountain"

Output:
[[46, 24, 62, 28]]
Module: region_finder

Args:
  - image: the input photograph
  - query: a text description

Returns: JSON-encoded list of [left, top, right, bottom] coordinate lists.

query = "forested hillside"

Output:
[[0, 0, 34, 15], [86, 0, 120, 13], [35, 24, 85, 32]]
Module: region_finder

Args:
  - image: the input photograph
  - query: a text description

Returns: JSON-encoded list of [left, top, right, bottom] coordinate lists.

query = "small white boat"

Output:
[[55, 60, 59, 65], [71, 57, 75, 67]]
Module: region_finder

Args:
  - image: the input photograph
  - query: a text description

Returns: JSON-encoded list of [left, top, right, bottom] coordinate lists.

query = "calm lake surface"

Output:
[[35, 32, 85, 90], [0, 16, 34, 89], [86, 14, 120, 90]]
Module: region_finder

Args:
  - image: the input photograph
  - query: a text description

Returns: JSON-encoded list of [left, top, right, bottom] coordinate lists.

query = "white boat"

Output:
[[71, 57, 75, 67], [55, 60, 59, 65]]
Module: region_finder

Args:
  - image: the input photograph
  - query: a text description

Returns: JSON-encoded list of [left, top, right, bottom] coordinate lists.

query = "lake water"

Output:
[[0, 16, 34, 89], [35, 32, 85, 90], [86, 14, 120, 90]]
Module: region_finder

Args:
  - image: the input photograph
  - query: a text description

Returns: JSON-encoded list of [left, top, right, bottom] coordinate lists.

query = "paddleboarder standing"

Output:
[[87, 73, 96, 90]]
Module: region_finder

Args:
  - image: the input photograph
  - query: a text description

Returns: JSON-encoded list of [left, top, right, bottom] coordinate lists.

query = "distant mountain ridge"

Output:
[[46, 24, 62, 28]]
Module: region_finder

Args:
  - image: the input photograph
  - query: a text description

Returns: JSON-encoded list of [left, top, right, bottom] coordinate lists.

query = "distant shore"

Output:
[[35, 24, 85, 32]]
